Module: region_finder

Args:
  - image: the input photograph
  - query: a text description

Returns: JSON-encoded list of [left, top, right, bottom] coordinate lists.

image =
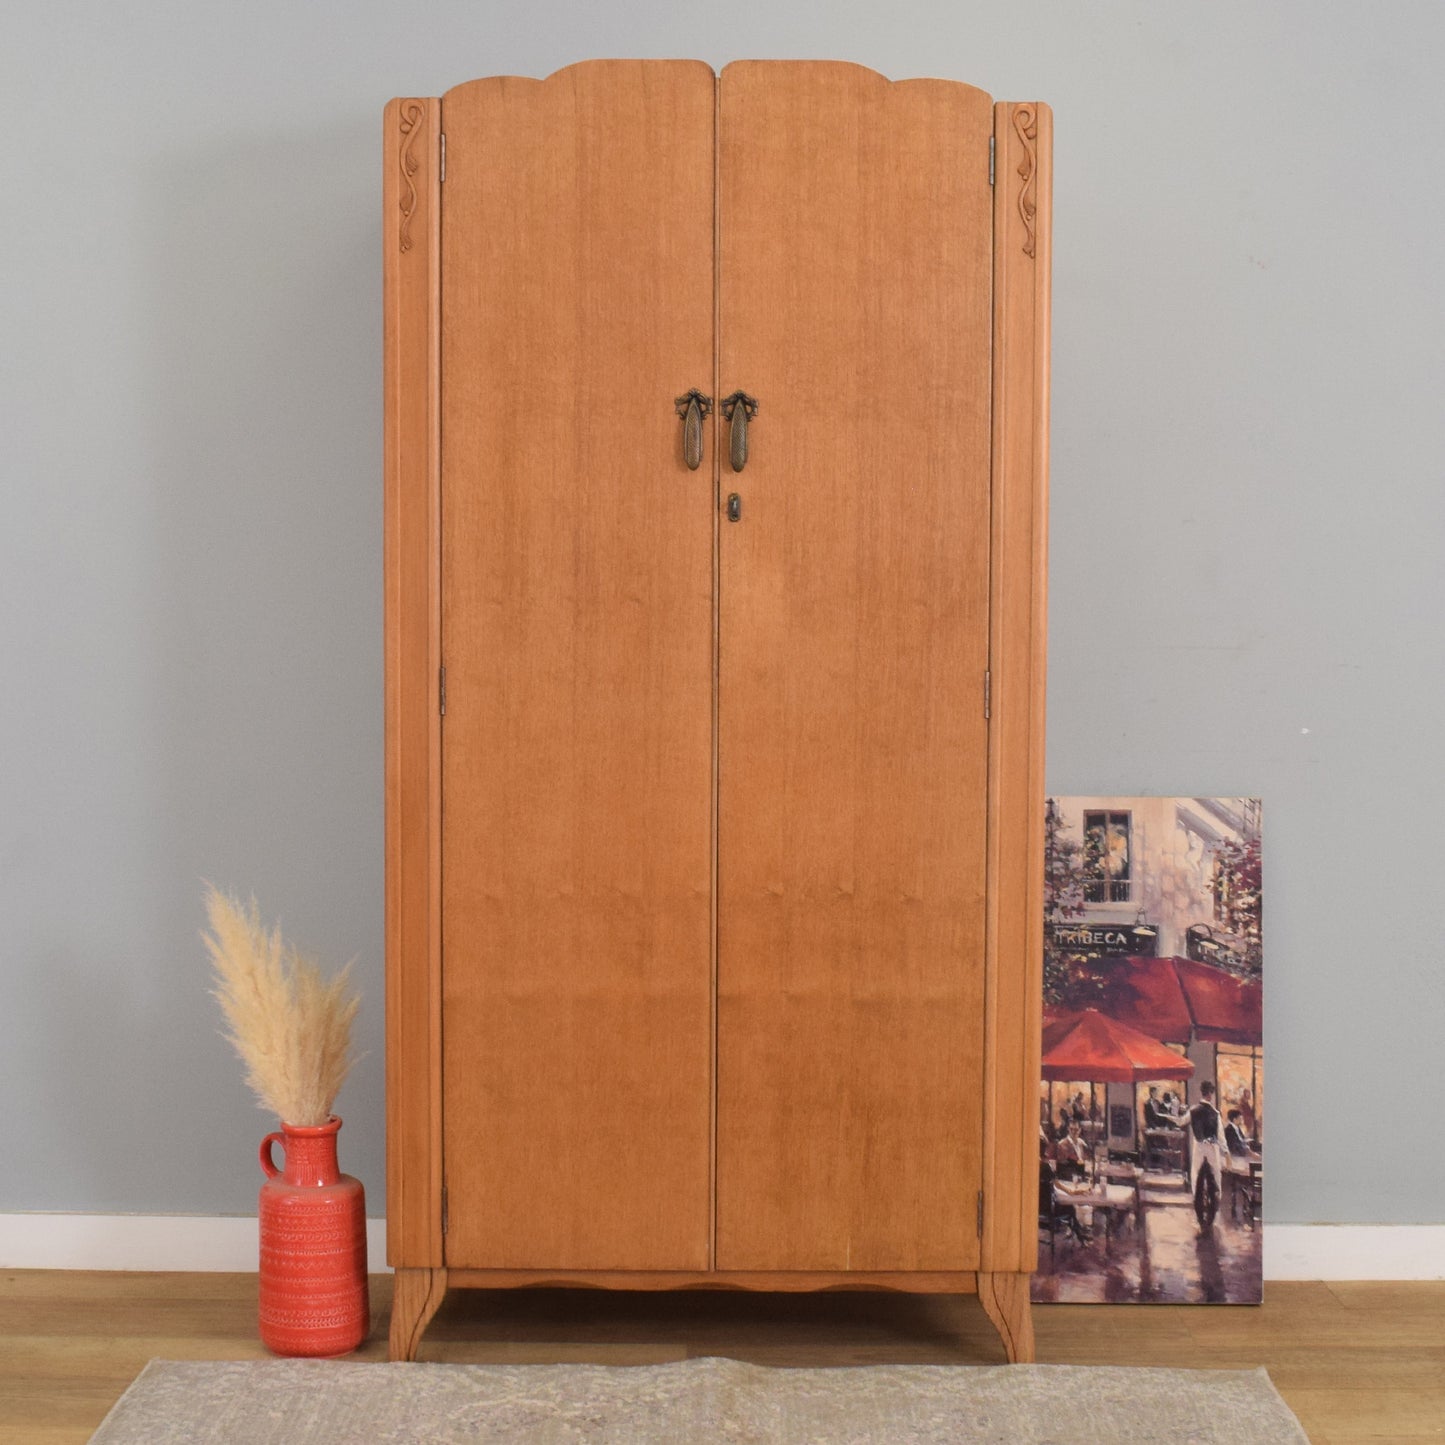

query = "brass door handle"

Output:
[[674, 390, 712, 471], [721, 392, 759, 472]]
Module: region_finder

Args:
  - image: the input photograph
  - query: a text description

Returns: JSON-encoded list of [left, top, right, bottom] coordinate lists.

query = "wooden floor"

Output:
[[1, 1272, 1440, 1443]]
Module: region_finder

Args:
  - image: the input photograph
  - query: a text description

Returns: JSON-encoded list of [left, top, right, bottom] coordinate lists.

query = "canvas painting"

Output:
[[1033, 797, 1263, 1304]]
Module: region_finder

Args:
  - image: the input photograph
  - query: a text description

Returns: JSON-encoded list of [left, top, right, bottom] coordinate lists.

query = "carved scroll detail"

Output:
[[398, 101, 425, 254], [1012, 105, 1038, 259]]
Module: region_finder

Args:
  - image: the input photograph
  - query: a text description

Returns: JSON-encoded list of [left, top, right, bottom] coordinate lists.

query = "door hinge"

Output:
[[983, 669, 991, 720], [440, 132, 446, 183], [977, 1190, 985, 1237], [988, 135, 995, 187], [439, 665, 447, 716], [441, 1183, 449, 1236]]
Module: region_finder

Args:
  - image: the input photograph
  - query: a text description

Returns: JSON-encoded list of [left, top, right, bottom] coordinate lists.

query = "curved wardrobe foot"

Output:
[[977, 1270, 1035, 1363], [389, 1266, 448, 1361]]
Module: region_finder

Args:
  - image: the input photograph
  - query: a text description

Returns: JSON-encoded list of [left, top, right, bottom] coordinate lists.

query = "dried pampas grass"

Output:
[[203, 885, 360, 1127]]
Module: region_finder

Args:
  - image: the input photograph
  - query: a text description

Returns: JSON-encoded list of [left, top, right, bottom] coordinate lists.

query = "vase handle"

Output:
[[260, 1132, 285, 1180]]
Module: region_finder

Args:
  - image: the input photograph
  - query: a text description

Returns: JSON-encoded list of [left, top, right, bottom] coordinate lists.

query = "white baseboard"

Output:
[[1, 1215, 1442, 1280], [0, 1214, 391, 1274], [1264, 1225, 1445, 1281]]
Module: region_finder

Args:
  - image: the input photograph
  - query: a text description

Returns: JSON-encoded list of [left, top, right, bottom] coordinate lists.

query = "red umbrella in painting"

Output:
[[1041, 1008, 1195, 1083]]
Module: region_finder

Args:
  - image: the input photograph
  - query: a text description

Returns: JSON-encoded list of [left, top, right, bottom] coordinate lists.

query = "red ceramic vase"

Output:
[[257, 1116, 369, 1356]]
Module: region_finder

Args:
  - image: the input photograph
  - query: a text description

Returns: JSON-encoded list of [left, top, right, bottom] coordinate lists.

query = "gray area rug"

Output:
[[90, 1358, 1310, 1444]]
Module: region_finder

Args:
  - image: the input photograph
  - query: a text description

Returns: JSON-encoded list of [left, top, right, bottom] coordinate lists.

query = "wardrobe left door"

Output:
[[439, 61, 717, 1270]]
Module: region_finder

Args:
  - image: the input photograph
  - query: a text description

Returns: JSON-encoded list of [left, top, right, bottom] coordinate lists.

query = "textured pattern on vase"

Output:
[[258, 1118, 369, 1357]]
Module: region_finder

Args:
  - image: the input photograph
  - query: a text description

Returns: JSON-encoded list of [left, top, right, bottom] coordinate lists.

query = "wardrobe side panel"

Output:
[[384, 96, 444, 1269], [438, 62, 717, 1271], [982, 100, 1051, 1275], [716, 62, 995, 1272]]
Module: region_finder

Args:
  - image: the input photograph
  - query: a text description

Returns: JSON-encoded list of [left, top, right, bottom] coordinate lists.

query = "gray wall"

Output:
[[2, 1, 1440, 1227]]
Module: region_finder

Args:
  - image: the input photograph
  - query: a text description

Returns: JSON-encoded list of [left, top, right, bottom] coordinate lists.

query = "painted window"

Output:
[[1082, 810, 1131, 904]]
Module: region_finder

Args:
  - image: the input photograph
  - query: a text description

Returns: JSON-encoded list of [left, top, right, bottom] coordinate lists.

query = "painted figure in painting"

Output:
[[1187, 1080, 1224, 1230]]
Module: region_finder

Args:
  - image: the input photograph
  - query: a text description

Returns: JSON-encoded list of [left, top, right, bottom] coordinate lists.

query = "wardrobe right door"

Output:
[[715, 61, 996, 1272]]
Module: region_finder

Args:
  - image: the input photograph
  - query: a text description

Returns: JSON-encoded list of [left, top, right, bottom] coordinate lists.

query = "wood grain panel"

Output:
[[980, 101, 1051, 1280], [439, 61, 716, 1270], [715, 62, 996, 1272], [383, 95, 443, 1270]]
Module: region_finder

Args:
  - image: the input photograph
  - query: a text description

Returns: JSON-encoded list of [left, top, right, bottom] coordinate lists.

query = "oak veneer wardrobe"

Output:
[[383, 60, 1050, 1363]]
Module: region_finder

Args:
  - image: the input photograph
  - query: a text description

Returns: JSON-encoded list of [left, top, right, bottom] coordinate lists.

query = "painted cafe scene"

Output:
[[1033, 797, 1264, 1305]]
